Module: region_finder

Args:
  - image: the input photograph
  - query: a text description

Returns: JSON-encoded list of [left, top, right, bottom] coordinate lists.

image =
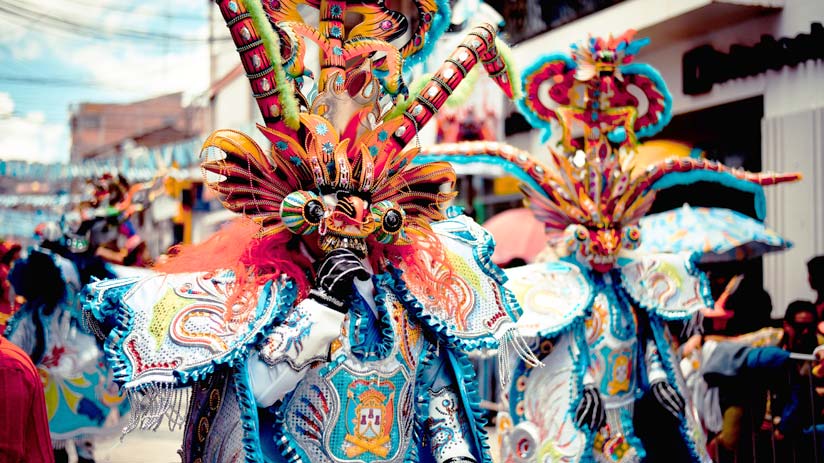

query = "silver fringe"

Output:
[[122, 383, 191, 437], [498, 327, 543, 388]]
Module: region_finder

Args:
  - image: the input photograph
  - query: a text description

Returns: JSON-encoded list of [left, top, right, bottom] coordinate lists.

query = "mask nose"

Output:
[[333, 195, 369, 225]]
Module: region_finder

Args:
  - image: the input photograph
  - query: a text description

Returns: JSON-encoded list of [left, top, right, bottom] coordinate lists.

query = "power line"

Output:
[[0, 3, 229, 44], [0, 75, 141, 91], [59, 0, 209, 22]]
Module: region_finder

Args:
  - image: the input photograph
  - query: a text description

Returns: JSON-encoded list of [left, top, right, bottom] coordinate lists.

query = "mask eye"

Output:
[[371, 200, 406, 244], [280, 190, 325, 235], [564, 224, 589, 253], [621, 225, 641, 250]]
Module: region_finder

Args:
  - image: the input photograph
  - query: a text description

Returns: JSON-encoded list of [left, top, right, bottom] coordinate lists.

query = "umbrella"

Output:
[[638, 204, 791, 263], [482, 208, 547, 266]]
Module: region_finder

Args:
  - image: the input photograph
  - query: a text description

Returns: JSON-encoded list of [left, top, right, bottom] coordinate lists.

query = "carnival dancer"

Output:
[[421, 31, 801, 462], [5, 229, 129, 463], [83, 1, 536, 462], [2, 173, 151, 463]]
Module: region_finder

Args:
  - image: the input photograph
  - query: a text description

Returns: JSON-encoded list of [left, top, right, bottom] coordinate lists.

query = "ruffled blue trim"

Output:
[[516, 52, 577, 143], [233, 363, 265, 463], [686, 252, 715, 309], [458, 214, 523, 321], [349, 280, 395, 361], [618, 254, 713, 321], [82, 278, 296, 388], [270, 357, 348, 463], [383, 266, 497, 352], [445, 347, 493, 463], [597, 273, 637, 341], [81, 280, 138, 384], [619, 63, 672, 140], [649, 170, 768, 220], [403, 0, 451, 73], [567, 319, 597, 461], [414, 154, 547, 200], [270, 389, 313, 463], [648, 317, 703, 461], [408, 344, 439, 463]]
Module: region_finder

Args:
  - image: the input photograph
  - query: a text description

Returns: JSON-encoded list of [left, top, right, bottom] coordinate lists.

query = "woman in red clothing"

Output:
[[0, 335, 53, 462]]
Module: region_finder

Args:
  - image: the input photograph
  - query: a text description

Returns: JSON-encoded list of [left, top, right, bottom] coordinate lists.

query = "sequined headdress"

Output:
[[422, 31, 800, 271], [203, 0, 518, 254]]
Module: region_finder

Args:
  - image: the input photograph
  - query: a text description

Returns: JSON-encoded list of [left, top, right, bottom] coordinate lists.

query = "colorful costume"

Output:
[[426, 31, 800, 462], [5, 244, 128, 461], [3, 174, 157, 461], [83, 1, 534, 462]]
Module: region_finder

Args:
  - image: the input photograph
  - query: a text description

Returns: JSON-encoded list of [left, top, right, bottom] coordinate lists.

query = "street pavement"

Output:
[[58, 426, 502, 462]]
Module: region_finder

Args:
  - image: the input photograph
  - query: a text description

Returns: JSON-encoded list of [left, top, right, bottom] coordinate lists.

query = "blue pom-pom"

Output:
[[607, 127, 627, 143]]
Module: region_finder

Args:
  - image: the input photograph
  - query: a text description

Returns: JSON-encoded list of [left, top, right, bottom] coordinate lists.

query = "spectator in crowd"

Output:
[[808, 256, 824, 324], [700, 336, 790, 461], [0, 335, 53, 462], [781, 300, 820, 355], [772, 300, 824, 460]]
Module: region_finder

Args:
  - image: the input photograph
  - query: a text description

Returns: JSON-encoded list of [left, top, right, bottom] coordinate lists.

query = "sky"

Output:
[[0, 0, 213, 164]]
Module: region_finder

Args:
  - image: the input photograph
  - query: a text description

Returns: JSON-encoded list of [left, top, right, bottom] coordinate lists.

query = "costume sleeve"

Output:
[[0, 347, 53, 462], [645, 338, 668, 384], [247, 298, 344, 407], [421, 350, 479, 463], [4, 314, 35, 355]]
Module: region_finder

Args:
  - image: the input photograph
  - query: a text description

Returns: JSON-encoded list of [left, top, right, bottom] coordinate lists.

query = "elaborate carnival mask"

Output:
[[202, 0, 518, 257], [431, 30, 800, 272]]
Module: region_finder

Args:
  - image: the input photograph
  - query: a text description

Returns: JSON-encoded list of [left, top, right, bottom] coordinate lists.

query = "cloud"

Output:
[[0, 20, 45, 60], [69, 41, 210, 101], [0, 1, 213, 165], [0, 93, 13, 116], [0, 93, 67, 164]]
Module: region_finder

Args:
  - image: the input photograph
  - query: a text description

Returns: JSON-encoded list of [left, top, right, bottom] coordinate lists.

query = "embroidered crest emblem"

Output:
[[345, 385, 395, 458], [324, 364, 412, 463]]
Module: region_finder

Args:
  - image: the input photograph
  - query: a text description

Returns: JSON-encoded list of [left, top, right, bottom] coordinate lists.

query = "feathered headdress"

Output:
[[511, 31, 800, 236], [203, 0, 519, 254], [421, 30, 800, 270]]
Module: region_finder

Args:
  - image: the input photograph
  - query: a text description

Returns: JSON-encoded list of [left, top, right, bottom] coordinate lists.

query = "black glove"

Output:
[[309, 248, 369, 313], [651, 380, 685, 418], [575, 386, 606, 431]]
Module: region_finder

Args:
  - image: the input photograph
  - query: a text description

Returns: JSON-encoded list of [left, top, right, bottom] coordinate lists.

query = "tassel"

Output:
[[497, 327, 543, 388], [121, 382, 191, 436]]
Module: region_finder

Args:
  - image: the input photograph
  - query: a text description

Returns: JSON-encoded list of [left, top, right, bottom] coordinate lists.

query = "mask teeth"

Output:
[[320, 234, 367, 255]]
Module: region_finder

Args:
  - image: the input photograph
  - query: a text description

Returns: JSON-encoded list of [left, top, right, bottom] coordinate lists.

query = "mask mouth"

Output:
[[589, 254, 616, 272], [320, 234, 367, 256], [598, 67, 615, 78]]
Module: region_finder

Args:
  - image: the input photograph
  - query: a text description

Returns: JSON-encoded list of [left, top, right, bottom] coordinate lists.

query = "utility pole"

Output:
[[208, 0, 216, 132]]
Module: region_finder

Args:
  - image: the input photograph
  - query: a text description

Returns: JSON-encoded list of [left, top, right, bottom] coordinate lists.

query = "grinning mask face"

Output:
[[565, 224, 640, 273], [279, 188, 407, 256]]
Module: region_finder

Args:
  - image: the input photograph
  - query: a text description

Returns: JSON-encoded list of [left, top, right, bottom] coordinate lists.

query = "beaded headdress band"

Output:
[[203, 0, 519, 253]]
